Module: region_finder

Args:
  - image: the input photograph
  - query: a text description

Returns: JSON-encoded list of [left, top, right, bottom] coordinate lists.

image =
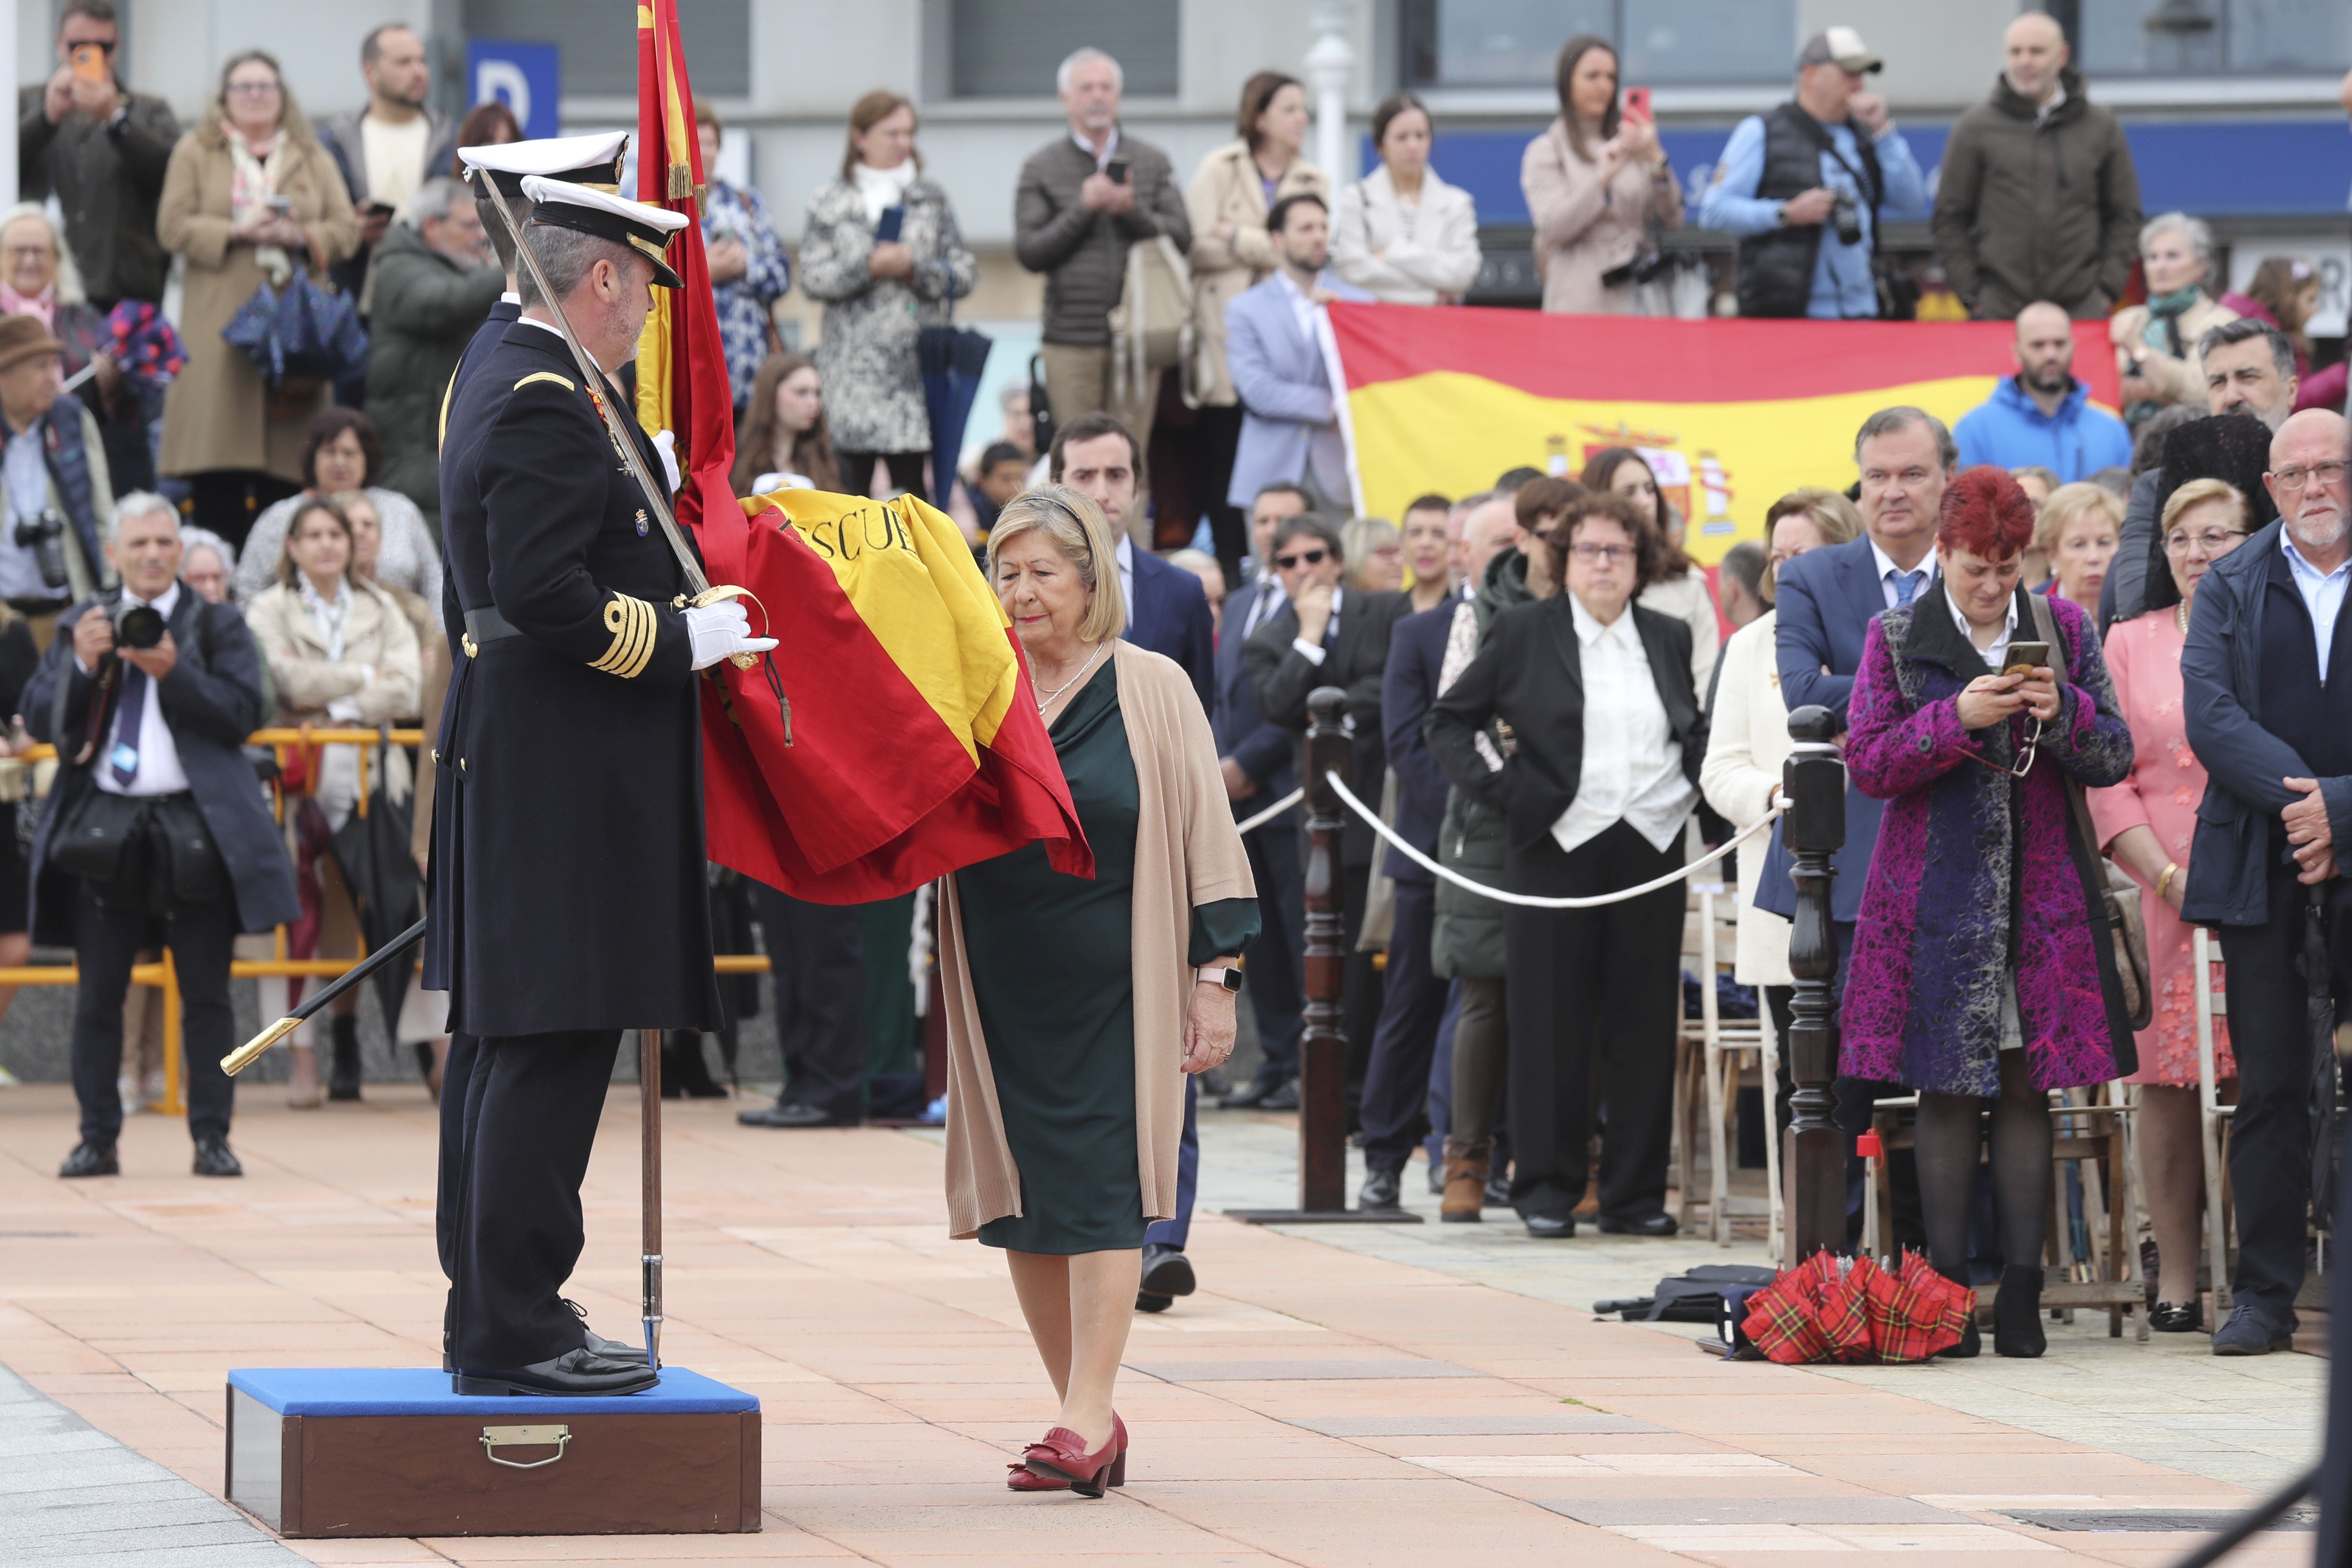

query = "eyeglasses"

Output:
[[1567, 543, 1631, 564], [2270, 460, 2351, 493], [226, 80, 282, 98], [2163, 527, 2245, 556], [1274, 548, 1327, 569]]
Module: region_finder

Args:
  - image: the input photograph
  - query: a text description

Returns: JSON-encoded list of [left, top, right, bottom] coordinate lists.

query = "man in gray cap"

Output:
[[1697, 26, 1926, 321]]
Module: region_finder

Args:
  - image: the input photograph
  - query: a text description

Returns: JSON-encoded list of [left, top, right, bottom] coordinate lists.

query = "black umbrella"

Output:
[[328, 731, 425, 1031]]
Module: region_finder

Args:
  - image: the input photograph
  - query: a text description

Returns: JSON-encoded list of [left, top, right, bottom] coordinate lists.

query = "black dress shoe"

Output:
[[1219, 1076, 1280, 1109], [1482, 1172, 1512, 1209], [1139, 1242, 1196, 1298], [1135, 1291, 1173, 1313], [2149, 1299, 2204, 1333], [1359, 1167, 1403, 1211], [1596, 1212, 1678, 1237], [1256, 1078, 1301, 1112], [1199, 1066, 1232, 1099], [58, 1140, 118, 1178], [327, 1014, 362, 1101], [453, 1348, 659, 1396], [1523, 1213, 1576, 1239], [737, 1100, 857, 1129], [191, 1137, 242, 1177], [564, 1298, 649, 1364]]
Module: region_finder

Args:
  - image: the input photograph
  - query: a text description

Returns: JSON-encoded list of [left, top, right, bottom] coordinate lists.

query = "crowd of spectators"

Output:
[[0, 3, 2348, 1370]]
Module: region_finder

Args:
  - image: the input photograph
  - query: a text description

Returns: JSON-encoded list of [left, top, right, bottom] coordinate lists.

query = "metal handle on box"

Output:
[[480, 1424, 570, 1469]]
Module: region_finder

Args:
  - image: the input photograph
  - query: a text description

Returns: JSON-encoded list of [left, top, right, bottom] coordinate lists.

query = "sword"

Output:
[[220, 917, 428, 1075]]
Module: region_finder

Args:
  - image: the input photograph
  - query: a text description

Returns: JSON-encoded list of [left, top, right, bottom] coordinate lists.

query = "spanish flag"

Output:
[[694, 490, 1091, 904], [1331, 305, 2122, 568]]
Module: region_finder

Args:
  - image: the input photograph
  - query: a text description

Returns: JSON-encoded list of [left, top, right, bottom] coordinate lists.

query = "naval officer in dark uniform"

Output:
[[427, 178, 775, 1397]]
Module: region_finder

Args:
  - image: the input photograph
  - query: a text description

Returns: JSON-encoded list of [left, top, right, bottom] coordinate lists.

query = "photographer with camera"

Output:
[[0, 314, 115, 643], [1697, 27, 1926, 321], [27, 493, 297, 1180]]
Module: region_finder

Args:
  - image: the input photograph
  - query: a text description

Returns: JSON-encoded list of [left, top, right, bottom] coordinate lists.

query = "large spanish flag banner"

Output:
[[1329, 305, 2121, 565]]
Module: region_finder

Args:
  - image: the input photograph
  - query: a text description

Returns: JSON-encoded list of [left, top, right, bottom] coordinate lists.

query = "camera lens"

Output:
[[112, 601, 165, 650], [1832, 195, 1863, 248]]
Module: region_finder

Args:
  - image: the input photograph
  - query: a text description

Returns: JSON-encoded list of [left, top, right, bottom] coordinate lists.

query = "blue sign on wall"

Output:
[[466, 39, 560, 141]]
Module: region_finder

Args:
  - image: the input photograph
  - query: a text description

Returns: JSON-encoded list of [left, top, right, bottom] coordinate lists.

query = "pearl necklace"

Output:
[[1033, 641, 1105, 714], [2175, 600, 2190, 635]]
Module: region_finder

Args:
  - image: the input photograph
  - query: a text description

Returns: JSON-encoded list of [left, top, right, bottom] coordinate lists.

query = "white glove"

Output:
[[683, 599, 778, 671], [652, 429, 681, 493]]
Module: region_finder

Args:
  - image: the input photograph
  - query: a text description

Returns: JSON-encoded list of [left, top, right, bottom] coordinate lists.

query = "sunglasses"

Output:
[[1274, 548, 1327, 570]]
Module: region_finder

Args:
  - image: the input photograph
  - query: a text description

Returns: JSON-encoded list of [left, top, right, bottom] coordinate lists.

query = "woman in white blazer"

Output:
[[1331, 95, 1481, 306], [1697, 489, 1861, 1020]]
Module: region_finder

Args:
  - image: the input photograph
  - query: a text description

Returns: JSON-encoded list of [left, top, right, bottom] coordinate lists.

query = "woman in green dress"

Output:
[[937, 486, 1260, 1497]]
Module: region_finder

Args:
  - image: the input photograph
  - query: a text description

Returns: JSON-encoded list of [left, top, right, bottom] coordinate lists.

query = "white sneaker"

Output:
[[118, 1073, 144, 1115], [142, 1069, 166, 1103]]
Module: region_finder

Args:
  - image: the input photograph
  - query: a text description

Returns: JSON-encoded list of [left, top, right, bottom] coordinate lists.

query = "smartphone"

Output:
[[1622, 86, 1653, 123], [364, 200, 396, 220], [70, 42, 106, 84], [873, 204, 905, 244], [267, 195, 294, 214], [2000, 640, 2051, 677], [1105, 156, 1132, 185]]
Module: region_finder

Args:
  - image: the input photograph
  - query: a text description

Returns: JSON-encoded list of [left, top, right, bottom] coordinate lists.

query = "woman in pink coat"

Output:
[[1521, 36, 1682, 315], [2087, 477, 2246, 1334]]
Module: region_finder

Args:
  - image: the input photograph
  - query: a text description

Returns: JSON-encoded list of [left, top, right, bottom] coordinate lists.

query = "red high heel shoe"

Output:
[[1019, 1413, 1127, 1497]]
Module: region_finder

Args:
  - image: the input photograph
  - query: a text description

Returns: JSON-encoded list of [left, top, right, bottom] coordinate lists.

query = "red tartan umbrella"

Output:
[[1742, 1250, 1974, 1365]]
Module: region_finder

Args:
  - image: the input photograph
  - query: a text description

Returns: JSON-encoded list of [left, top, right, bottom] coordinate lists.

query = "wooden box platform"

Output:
[[225, 1367, 761, 1538]]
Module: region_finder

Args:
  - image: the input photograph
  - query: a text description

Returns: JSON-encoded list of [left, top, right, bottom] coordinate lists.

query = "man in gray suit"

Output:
[[1225, 194, 1371, 515]]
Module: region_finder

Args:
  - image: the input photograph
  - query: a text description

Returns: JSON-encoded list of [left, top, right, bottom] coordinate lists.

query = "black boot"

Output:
[[1994, 1265, 2046, 1358], [1935, 1268, 1981, 1359], [327, 1014, 362, 1100], [662, 1031, 727, 1099]]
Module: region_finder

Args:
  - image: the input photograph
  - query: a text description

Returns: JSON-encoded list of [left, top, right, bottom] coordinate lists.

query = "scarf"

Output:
[[2141, 284, 2202, 361], [0, 283, 55, 329], [228, 128, 292, 286], [852, 160, 915, 225]]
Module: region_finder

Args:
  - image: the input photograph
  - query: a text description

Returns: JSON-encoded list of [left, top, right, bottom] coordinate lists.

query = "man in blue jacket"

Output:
[[1953, 303, 2132, 481], [2182, 407, 2352, 1357]]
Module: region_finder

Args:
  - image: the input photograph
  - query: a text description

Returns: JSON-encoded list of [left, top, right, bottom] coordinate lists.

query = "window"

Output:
[[2080, 0, 2352, 76], [946, 0, 1178, 99], [462, 0, 750, 98], [1402, 0, 1797, 90]]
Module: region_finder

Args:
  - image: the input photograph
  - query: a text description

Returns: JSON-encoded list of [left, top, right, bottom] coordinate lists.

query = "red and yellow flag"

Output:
[[1330, 305, 2122, 565]]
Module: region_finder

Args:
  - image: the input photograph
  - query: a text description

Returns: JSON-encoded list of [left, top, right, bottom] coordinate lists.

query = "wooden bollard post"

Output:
[[1231, 687, 1418, 1225], [1781, 704, 1847, 1265]]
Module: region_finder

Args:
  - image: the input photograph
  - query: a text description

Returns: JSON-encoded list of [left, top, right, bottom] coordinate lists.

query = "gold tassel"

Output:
[[668, 162, 692, 199]]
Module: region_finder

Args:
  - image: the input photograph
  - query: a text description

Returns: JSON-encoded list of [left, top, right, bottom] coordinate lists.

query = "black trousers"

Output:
[[750, 880, 867, 1122], [1361, 879, 1449, 1171], [1240, 822, 1305, 1084], [837, 450, 929, 503], [447, 1028, 622, 1370], [437, 1029, 481, 1339], [70, 880, 237, 1145], [1191, 404, 1248, 583], [1503, 822, 1684, 1221], [2220, 866, 2352, 1326]]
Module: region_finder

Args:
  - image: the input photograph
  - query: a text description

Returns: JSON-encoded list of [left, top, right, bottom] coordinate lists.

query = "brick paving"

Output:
[[0, 1081, 2321, 1565]]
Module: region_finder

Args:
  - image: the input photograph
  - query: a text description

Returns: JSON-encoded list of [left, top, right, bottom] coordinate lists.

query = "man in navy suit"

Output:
[[1762, 405, 1953, 1245], [1218, 482, 1312, 1115], [1048, 412, 1216, 1312]]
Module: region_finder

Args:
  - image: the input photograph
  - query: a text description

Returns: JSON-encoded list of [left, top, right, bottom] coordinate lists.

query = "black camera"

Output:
[[1830, 192, 1863, 248], [110, 597, 165, 651], [13, 508, 68, 591], [1600, 248, 1670, 290]]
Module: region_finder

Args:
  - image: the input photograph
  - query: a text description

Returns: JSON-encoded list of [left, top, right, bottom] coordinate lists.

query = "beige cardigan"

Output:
[[1521, 118, 1683, 315], [1330, 164, 1482, 305], [939, 641, 1256, 1240], [1697, 610, 1792, 987], [1187, 141, 1328, 407]]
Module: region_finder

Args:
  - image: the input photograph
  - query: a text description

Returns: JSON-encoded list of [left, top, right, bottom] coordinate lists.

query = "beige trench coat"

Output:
[[156, 109, 358, 483], [939, 642, 1256, 1240], [2110, 292, 2238, 410], [245, 575, 423, 804], [1522, 118, 1683, 315], [1186, 140, 1327, 407]]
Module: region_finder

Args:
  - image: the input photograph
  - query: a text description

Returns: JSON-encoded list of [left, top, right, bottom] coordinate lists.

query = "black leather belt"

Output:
[[461, 606, 520, 655]]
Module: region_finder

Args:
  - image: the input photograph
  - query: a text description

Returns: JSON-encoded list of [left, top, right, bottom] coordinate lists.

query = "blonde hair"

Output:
[[1340, 516, 1400, 592], [2034, 481, 2125, 558], [1760, 487, 1864, 600], [2159, 477, 2250, 535], [986, 484, 1126, 643]]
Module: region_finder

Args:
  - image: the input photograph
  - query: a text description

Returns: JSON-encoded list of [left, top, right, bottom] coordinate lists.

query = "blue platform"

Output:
[[227, 1367, 758, 1418]]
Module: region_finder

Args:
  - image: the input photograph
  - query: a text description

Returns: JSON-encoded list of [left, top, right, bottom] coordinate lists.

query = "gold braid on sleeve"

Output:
[[590, 593, 658, 678]]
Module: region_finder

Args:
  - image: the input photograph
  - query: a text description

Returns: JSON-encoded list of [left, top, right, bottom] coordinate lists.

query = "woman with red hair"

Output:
[[1840, 467, 2137, 1358]]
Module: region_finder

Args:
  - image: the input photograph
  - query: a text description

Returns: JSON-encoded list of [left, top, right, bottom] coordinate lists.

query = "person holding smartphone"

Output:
[[1839, 467, 2137, 1359], [18, 1, 181, 311], [1521, 35, 1681, 315], [798, 91, 975, 501]]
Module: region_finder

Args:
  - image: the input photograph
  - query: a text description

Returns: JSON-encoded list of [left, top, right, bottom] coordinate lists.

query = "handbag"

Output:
[[222, 268, 369, 387], [45, 783, 147, 885], [1109, 235, 1194, 411], [2026, 594, 2154, 1032]]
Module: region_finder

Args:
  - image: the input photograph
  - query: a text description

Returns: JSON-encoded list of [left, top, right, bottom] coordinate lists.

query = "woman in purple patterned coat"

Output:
[[1842, 467, 2137, 1359]]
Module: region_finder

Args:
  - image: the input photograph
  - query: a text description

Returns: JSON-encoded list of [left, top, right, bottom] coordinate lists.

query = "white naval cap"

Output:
[[519, 174, 692, 289], [459, 131, 629, 196]]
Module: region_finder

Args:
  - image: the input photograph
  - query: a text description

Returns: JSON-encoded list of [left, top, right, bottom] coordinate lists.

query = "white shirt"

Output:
[[1114, 534, 1136, 624], [1276, 268, 1320, 347], [1552, 596, 1696, 856], [0, 419, 53, 600], [2282, 528, 2352, 677], [1292, 585, 1344, 665], [1869, 535, 1936, 611], [1240, 575, 1287, 642], [84, 583, 192, 799], [500, 290, 520, 306], [1946, 582, 2021, 671], [1073, 128, 1121, 170], [359, 111, 432, 214]]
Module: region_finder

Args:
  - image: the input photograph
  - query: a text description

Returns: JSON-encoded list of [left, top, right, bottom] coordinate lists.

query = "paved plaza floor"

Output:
[[0, 1081, 2324, 1565]]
